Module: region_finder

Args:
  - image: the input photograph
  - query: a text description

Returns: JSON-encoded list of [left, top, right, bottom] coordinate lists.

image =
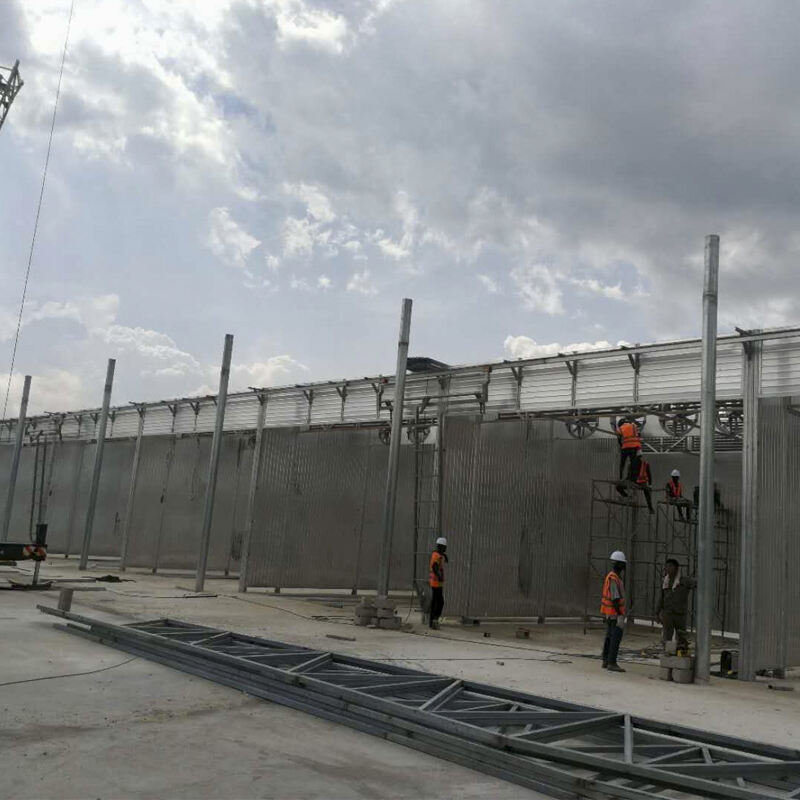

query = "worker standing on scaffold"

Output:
[[616, 419, 642, 480]]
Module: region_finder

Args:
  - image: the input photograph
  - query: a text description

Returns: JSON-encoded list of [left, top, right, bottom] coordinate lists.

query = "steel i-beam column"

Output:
[[1, 374, 31, 540], [696, 235, 719, 682], [79, 360, 116, 570], [238, 391, 267, 592], [119, 405, 146, 571], [739, 340, 761, 680], [195, 334, 233, 593], [377, 298, 412, 597]]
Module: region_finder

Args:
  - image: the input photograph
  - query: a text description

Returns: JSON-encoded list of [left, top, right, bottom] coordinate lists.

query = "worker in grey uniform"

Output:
[[657, 558, 697, 652]]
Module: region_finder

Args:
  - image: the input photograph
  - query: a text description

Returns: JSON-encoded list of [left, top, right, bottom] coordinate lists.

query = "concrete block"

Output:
[[373, 597, 397, 611], [376, 617, 402, 630], [660, 656, 693, 670], [672, 667, 694, 684], [516, 627, 530, 639], [659, 667, 672, 681], [664, 641, 678, 655], [355, 607, 374, 619], [353, 615, 371, 626], [58, 588, 75, 612], [375, 608, 397, 619]]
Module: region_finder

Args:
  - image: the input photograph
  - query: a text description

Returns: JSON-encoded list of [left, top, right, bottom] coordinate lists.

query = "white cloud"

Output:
[[274, 1, 349, 54], [1, 369, 86, 416], [283, 182, 336, 223], [282, 216, 317, 258], [477, 274, 501, 294], [96, 325, 202, 376], [504, 336, 632, 360], [205, 207, 261, 269], [318, 275, 332, 290], [0, 295, 121, 342], [510, 265, 563, 315], [346, 269, 378, 296], [567, 277, 626, 301], [265, 253, 281, 271]]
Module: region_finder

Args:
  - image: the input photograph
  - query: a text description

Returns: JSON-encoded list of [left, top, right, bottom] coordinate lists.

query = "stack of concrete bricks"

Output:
[[659, 654, 694, 684], [354, 596, 402, 630]]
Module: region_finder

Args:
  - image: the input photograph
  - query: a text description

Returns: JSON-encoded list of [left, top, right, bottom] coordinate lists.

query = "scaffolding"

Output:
[[0, 60, 23, 132], [584, 480, 732, 637]]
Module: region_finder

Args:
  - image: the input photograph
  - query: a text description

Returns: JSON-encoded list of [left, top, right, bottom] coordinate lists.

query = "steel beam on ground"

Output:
[[377, 298, 412, 597], [1, 374, 30, 541], [195, 334, 233, 593], [79, 360, 115, 570], [39, 607, 800, 800], [696, 234, 719, 682]]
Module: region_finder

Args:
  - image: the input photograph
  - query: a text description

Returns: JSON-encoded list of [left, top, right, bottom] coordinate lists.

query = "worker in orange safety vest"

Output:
[[428, 537, 448, 630], [616, 420, 642, 480], [665, 468, 690, 521], [601, 550, 628, 672], [634, 455, 655, 514]]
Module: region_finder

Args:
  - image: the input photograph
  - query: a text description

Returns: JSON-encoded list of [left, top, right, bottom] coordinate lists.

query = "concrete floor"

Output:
[[2, 560, 799, 799]]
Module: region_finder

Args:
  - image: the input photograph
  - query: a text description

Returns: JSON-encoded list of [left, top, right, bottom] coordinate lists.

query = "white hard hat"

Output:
[[436, 537, 447, 546], [610, 550, 627, 563], [671, 469, 680, 477]]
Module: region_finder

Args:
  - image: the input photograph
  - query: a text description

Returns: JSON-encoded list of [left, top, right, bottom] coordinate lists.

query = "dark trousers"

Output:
[[602, 617, 623, 665], [619, 448, 640, 480], [429, 586, 444, 625], [661, 611, 689, 649], [640, 485, 654, 513]]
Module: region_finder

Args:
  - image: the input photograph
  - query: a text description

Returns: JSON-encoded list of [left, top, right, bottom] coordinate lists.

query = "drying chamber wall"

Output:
[[244, 427, 414, 591], [754, 399, 800, 670], [441, 417, 617, 619]]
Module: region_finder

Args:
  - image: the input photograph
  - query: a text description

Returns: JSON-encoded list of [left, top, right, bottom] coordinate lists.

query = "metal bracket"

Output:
[[565, 360, 578, 407]]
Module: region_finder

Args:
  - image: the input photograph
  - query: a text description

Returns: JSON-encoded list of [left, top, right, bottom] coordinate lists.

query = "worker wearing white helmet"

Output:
[[666, 468, 690, 521], [428, 537, 448, 630], [600, 550, 627, 672]]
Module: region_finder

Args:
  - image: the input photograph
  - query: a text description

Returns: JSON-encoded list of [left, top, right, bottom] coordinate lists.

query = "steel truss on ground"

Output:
[[41, 607, 800, 799]]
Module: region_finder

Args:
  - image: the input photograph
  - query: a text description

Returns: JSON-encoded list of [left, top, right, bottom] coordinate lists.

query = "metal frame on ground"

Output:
[[40, 607, 800, 799]]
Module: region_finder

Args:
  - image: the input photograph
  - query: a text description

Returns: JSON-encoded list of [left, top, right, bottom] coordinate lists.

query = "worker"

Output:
[[656, 558, 697, 653], [665, 469, 690, 521], [428, 537, 448, 630], [616, 419, 642, 480], [633, 454, 655, 514], [600, 550, 627, 673]]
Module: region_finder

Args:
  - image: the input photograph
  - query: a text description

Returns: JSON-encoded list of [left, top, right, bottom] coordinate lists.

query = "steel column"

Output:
[[195, 334, 233, 593], [119, 405, 146, 571], [696, 235, 719, 681], [738, 341, 761, 680], [79, 360, 115, 570], [377, 298, 412, 597], [1, 374, 31, 540], [238, 391, 267, 592]]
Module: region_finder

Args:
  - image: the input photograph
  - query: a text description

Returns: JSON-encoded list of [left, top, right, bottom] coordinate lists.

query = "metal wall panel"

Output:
[[576, 359, 634, 406], [519, 365, 573, 410], [753, 399, 800, 670], [761, 339, 800, 397]]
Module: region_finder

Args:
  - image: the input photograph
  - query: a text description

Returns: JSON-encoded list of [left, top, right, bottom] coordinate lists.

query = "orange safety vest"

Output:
[[636, 459, 650, 485], [600, 571, 626, 616], [618, 422, 641, 450], [666, 479, 682, 499], [429, 551, 444, 588]]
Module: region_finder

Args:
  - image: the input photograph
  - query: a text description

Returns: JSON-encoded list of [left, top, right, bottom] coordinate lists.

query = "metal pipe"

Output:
[[695, 235, 719, 682], [1, 374, 31, 540], [79, 359, 116, 570], [195, 334, 233, 593], [376, 298, 412, 597], [238, 392, 267, 592], [119, 406, 146, 571]]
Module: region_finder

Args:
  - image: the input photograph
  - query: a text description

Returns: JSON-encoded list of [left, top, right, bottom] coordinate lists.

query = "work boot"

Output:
[[601, 661, 608, 669], [607, 663, 626, 673]]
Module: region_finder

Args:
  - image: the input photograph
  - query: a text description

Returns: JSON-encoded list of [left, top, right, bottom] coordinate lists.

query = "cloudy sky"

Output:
[[1, 1, 799, 414]]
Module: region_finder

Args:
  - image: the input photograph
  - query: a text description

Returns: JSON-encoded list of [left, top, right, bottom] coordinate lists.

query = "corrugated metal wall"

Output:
[[443, 417, 617, 619], [244, 427, 414, 591], [753, 399, 800, 670]]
